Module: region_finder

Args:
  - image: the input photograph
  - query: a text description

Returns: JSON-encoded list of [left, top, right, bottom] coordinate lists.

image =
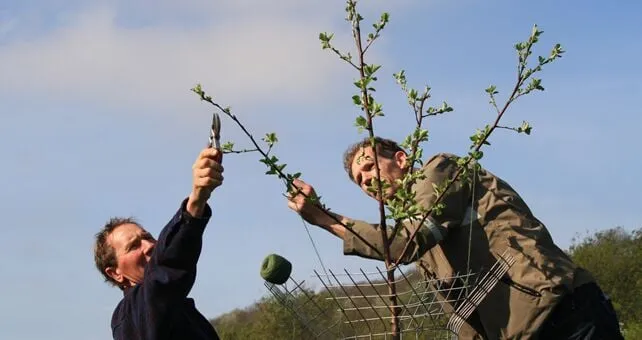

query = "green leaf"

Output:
[[550, 44, 565, 59], [191, 83, 203, 96], [518, 121, 533, 135], [262, 132, 279, 147], [440, 102, 453, 112], [222, 141, 234, 152], [353, 78, 371, 90], [469, 150, 484, 160], [530, 24, 542, 43], [409, 89, 418, 101], [318, 32, 334, 49], [355, 116, 367, 132], [371, 102, 383, 116], [485, 85, 498, 95]]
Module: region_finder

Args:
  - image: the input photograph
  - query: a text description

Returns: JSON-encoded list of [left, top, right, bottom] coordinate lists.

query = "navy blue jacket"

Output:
[[111, 199, 220, 340]]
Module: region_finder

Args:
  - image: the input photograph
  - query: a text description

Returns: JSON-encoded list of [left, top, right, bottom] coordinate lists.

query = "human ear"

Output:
[[105, 267, 124, 285], [394, 151, 408, 169]]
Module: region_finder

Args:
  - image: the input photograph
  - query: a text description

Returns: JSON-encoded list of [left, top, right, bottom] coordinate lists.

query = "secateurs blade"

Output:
[[209, 112, 221, 150]]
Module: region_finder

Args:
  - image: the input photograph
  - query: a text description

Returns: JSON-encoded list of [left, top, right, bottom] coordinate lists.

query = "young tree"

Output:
[[192, 1, 564, 338]]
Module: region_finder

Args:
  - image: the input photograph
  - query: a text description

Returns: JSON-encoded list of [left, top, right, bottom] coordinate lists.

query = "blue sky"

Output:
[[1, 0, 640, 339]]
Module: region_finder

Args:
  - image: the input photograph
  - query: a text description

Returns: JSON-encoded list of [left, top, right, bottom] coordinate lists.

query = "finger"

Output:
[[193, 159, 224, 172], [286, 194, 303, 205], [197, 147, 214, 160], [287, 188, 301, 198], [287, 200, 302, 212], [201, 148, 221, 160], [288, 179, 301, 191], [195, 168, 224, 181], [291, 179, 308, 190], [196, 148, 223, 164], [289, 180, 309, 193], [195, 177, 223, 188], [193, 158, 214, 170]]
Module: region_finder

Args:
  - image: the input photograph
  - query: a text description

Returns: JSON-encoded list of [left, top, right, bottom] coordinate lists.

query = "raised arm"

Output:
[[114, 148, 223, 339]]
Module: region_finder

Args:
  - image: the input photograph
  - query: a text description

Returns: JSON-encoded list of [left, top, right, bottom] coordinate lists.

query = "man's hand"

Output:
[[287, 179, 348, 239], [286, 179, 330, 226], [187, 148, 224, 217]]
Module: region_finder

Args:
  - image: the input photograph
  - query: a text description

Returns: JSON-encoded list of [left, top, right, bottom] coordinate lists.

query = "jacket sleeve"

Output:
[[115, 198, 212, 339], [144, 197, 211, 301], [343, 153, 471, 264]]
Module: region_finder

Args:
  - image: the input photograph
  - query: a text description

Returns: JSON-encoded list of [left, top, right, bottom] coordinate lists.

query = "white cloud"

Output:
[[0, 3, 354, 113]]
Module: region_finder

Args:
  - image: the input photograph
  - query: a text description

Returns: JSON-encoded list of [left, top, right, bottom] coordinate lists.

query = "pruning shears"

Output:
[[209, 112, 223, 162], [209, 112, 221, 150]]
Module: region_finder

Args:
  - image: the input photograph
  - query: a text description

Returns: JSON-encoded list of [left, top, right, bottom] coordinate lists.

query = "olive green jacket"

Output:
[[343, 153, 594, 339]]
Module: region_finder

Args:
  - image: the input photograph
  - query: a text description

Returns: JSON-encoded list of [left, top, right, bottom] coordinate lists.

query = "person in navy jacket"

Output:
[[93, 147, 224, 339]]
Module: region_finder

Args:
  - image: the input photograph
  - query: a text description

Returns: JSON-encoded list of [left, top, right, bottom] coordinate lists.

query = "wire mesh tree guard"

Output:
[[263, 249, 516, 339]]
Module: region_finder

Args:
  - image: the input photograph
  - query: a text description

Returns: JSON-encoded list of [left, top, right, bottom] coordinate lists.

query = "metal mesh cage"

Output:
[[265, 250, 516, 339]]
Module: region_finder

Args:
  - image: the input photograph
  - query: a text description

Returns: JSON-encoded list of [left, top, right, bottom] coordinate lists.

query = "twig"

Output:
[[393, 67, 527, 268], [192, 89, 384, 257]]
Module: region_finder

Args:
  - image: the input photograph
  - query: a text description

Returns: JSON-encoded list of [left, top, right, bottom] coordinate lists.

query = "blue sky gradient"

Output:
[[1, 1, 640, 339]]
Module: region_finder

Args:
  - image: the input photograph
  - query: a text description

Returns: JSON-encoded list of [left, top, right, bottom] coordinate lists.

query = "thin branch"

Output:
[[362, 31, 381, 55], [362, 39, 376, 55], [195, 94, 384, 257], [391, 26, 559, 267], [224, 148, 259, 154], [387, 95, 429, 245], [349, 2, 400, 337], [496, 125, 520, 133], [393, 66, 527, 268], [351, 4, 393, 268], [489, 92, 500, 114]]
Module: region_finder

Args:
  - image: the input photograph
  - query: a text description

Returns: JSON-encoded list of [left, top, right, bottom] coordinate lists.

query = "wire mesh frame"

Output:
[[265, 250, 516, 340]]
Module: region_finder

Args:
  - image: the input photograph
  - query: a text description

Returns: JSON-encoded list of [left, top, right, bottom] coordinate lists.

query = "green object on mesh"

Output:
[[260, 253, 292, 285]]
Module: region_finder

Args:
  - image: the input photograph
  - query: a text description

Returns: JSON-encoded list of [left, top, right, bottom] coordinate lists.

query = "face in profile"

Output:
[[350, 146, 408, 201], [105, 223, 156, 288]]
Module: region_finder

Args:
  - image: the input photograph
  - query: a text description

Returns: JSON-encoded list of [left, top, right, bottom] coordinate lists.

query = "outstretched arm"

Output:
[[145, 147, 223, 298], [286, 178, 349, 239], [114, 148, 224, 340], [286, 178, 431, 263], [287, 154, 471, 265]]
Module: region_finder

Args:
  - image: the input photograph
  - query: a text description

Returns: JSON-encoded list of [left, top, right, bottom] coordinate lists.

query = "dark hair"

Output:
[[94, 217, 140, 288], [342, 136, 405, 182]]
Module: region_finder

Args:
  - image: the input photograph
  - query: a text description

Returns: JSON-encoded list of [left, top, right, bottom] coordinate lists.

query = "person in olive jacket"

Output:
[[287, 136, 623, 340], [94, 147, 224, 340]]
